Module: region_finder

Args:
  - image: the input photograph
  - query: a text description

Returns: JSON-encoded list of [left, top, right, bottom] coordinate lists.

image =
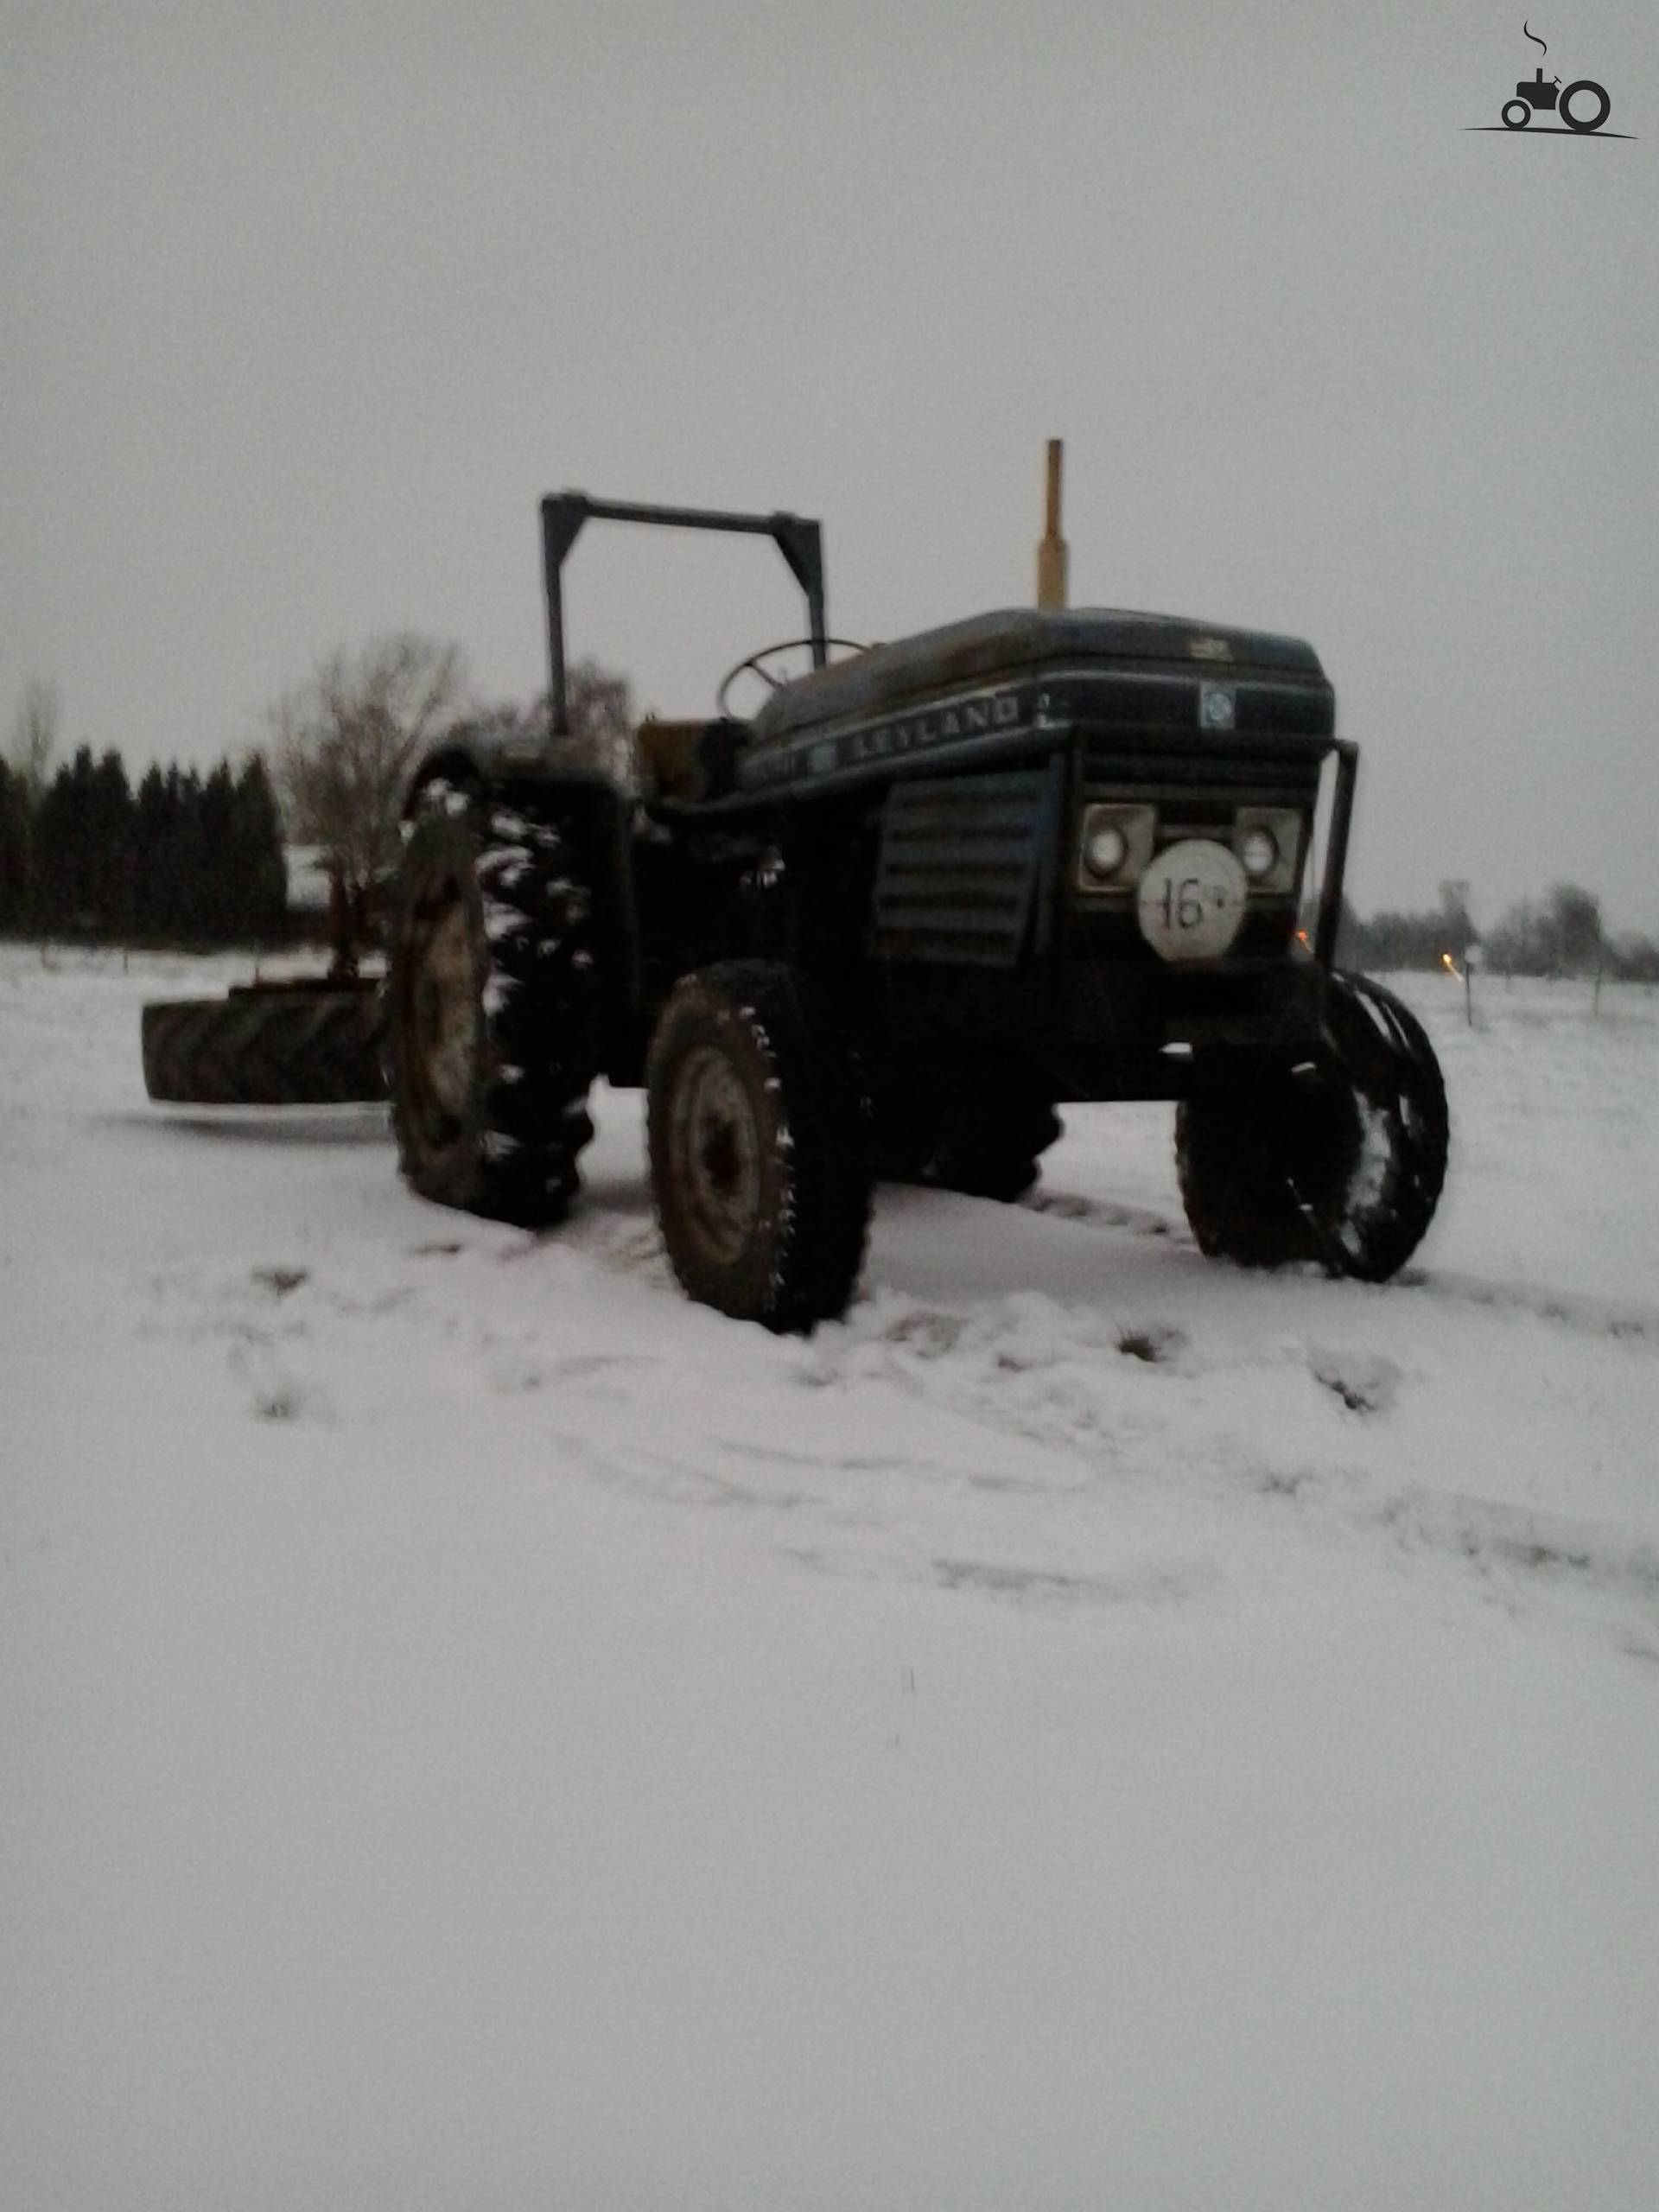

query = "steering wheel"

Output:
[[716, 637, 868, 721]]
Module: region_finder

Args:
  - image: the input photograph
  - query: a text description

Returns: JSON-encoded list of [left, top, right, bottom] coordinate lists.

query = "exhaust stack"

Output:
[[1036, 438, 1069, 611]]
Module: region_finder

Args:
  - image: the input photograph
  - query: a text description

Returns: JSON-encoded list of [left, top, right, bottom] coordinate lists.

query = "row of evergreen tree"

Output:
[[4, 740, 1656, 976], [0, 748, 288, 942]]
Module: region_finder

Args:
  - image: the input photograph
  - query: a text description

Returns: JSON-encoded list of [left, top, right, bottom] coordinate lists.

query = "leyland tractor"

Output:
[[143, 482, 1448, 1331]]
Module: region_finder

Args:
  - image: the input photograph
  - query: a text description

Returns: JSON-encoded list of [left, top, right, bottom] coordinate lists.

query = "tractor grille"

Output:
[[872, 766, 1055, 967], [1084, 741, 1323, 798]]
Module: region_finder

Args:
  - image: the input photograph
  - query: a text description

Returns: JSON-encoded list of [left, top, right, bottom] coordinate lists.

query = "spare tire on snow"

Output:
[[141, 984, 386, 1105]]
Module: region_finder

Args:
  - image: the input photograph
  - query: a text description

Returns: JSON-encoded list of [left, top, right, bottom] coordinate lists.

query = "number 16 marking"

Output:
[[1161, 877, 1205, 931]]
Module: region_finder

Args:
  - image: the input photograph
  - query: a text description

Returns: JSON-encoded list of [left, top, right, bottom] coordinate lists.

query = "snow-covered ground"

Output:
[[3, 946, 1656, 2211]]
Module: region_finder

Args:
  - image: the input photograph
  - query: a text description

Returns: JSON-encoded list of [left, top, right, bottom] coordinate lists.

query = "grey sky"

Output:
[[4, 1, 1655, 929]]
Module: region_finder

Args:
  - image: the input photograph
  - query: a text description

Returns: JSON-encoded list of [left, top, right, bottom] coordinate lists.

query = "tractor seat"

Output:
[[636, 717, 748, 805]]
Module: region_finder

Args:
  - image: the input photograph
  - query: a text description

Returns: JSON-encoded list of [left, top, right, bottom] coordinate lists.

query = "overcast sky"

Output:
[[4, 1, 1655, 928]]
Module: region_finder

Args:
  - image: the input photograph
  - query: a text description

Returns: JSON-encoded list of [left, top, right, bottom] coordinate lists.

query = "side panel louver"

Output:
[[871, 766, 1055, 968]]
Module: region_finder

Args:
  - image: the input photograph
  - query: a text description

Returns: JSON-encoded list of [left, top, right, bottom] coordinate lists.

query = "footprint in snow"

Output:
[[489, 1349, 662, 1396], [1309, 1350, 1401, 1415], [931, 1555, 1215, 1611], [238, 1360, 334, 1426], [1116, 1321, 1188, 1365]]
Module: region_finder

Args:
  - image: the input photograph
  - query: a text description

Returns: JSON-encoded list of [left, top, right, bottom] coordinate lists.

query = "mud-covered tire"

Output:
[[141, 989, 385, 1105], [646, 961, 873, 1332], [385, 800, 598, 1227], [1175, 971, 1449, 1282], [875, 1094, 1062, 1202]]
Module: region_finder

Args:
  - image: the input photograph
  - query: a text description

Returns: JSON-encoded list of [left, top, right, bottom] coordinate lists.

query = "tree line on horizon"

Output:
[[5, 659, 1658, 977], [8, 742, 1653, 982], [0, 747, 287, 943], [2, 639, 637, 952], [1337, 879, 1659, 984]]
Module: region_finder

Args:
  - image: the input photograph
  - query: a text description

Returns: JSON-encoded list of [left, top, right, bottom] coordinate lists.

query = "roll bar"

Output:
[[1314, 740, 1359, 969], [539, 493, 827, 736]]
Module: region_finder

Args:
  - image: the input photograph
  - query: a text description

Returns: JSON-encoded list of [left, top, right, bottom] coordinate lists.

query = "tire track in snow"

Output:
[[1018, 1181, 1659, 1351], [126, 1194, 1659, 1651], [788, 1285, 1659, 1659]]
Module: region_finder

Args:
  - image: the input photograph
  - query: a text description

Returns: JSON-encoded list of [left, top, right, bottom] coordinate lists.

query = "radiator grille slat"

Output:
[[1086, 745, 1322, 792]]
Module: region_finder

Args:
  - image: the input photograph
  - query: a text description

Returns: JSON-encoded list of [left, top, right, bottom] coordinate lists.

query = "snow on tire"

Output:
[[385, 801, 598, 1228]]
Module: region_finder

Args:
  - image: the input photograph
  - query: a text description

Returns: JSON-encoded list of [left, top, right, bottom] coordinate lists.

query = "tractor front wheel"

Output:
[[646, 961, 872, 1331], [1175, 971, 1448, 1282]]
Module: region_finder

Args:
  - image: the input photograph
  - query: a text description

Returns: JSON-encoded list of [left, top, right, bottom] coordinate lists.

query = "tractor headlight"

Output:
[[1231, 807, 1302, 893], [1239, 825, 1278, 880], [1077, 803, 1155, 893], [1084, 822, 1129, 880]]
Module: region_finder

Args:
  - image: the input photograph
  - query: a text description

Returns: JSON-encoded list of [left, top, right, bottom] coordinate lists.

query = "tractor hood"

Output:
[[749, 607, 1326, 746]]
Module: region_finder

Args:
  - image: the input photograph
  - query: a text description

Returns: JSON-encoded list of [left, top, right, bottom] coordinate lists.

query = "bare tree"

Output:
[[270, 634, 471, 904], [562, 657, 638, 788], [1437, 880, 1477, 962], [1543, 881, 1603, 975], [464, 657, 638, 789], [8, 678, 60, 801], [1486, 883, 1605, 978], [271, 638, 639, 973]]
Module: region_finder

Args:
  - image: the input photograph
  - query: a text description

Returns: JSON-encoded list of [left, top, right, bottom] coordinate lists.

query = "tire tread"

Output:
[[141, 992, 385, 1105]]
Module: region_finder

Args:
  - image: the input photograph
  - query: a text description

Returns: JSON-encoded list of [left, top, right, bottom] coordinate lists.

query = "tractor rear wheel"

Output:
[[385, 799, 598, 1227], [646, 961, 872, 1331], [875, 1093, 1062, 1202], [141, 985, 385, 1105]]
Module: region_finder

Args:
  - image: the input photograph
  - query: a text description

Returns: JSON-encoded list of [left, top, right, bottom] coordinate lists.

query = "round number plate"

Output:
[[1135, 839, 1248, 963]]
